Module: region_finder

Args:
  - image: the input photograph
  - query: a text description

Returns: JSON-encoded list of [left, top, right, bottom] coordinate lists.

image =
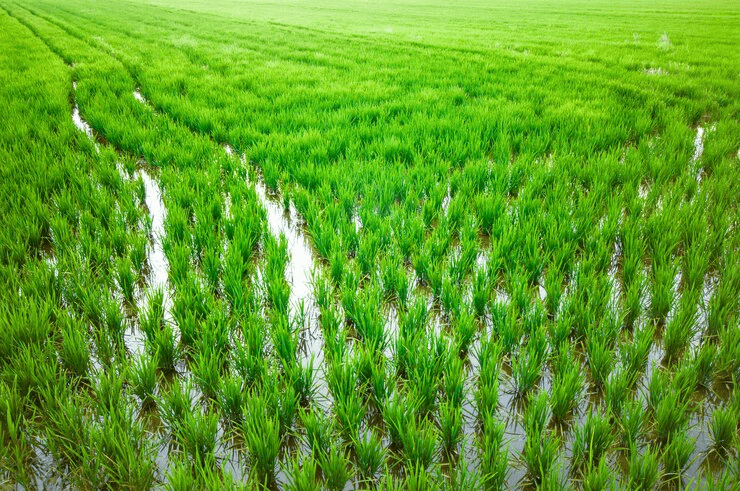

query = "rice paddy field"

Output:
[[1, 0, 740, 489]]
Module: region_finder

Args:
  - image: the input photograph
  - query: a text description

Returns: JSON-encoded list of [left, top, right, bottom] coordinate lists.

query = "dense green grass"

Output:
[[1, 0, 739, 488]]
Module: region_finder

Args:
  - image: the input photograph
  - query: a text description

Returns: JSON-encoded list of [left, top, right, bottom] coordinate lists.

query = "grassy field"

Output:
[[1, 0, 739, 489]]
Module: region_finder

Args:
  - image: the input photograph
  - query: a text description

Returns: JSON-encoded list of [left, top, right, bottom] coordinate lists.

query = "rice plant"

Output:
[[627, 443, 660, 491], [242, 392, 281, 485], [319, 445, 352, 491], [709, 405, 737, 455], [174, 407, 219, 468], [59, 314, 91, 379], [284, 453, 321, 491], [353, 429, 385, 484], [129, 353, 158, 409], [478, 410, 508, 491], [521, 391, 560, 485], [398, 415, 438, 470], [662, 430, 695, 484], [570, 409, 614, 476]]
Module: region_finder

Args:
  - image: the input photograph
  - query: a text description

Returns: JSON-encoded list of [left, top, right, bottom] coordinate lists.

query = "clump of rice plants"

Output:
[[571, 409, 613, 476], [353, 429, 385, 484], [478, 410, 508, 491], [520, 391, 560, 486], [319, 445, 352, 491], [242, 391, 282, 486], [709, 405, 737, 455], [129, 353, 158, 409]]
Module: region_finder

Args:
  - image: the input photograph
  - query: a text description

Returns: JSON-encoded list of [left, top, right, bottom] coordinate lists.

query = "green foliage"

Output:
[[1, 0, 740, 486]]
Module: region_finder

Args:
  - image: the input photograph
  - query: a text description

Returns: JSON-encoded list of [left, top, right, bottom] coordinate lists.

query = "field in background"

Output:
[[1, 0, 739, 489]]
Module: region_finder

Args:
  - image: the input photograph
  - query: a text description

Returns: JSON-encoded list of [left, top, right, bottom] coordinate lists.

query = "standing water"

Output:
[[225, 144, 330, 406]]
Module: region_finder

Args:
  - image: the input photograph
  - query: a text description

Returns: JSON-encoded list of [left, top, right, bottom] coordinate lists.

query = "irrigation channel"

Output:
[[55, 76, 728, 488]]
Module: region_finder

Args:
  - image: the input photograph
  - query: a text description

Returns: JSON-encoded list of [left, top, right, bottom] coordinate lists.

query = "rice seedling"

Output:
[[709, 405, 737, 455], [627, 442, 660, 491], [653, 389, 691, 446], [585, 333, 614, 388], [581, 459, 613, 491], [512, 340, 545, 397], [319, 445, 352, 491], [621, 323, 654, 384], [570, 409, 614, 476], [521, 425, 561, 487], [129, 352, 158, 409], [662, 430, 695, 485], [383, 390, 419, 449], [398, 415, 438, 471], [663, 291, 698, 363], [58, 314, 90, 379], [334, 389, 367, 442], [478, 410, 508, 491], [174, 406, 219, 468], [520, 391, 561, 485], [618, 398, 646, 449], [549, 343, 584, 422], [301, 406, 334, 459], [149, 323, 180, 373], [694, 343, 717, 389], [192, 345, 224, 401], [437, 400, 463, 458], [116, 256, 136, 303], [103, 296, 126, 348], [159, 377, 194, 433], [218, 375, 245, 424], [353, 429, 385, 484], [285, 453, 321, 491], [242, 391, 282, 485]]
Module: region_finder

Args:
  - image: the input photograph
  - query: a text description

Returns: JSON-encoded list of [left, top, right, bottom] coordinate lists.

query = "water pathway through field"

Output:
[[69, 81, 171, 357], [225, 144, 330, 409], [123, 166, 171, 358], [71, 85, 94, 141]]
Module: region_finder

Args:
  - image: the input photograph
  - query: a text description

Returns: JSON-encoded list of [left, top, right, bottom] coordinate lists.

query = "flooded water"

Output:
[[123, 167, 171, 357], [225, 145, 330, 410], [252, 181, 314, 308], [70, 79, 171, 356], [138, 170, 169, 292], [692, 127, 706, 163], [644, 67, 667, 76], [133, 89, 146, 105], [71, 82, 95, 145], [54, 82, 732, 488]]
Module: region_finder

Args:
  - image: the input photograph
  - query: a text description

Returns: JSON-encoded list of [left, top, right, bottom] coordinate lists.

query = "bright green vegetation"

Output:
[[1, 0, 739, 488]]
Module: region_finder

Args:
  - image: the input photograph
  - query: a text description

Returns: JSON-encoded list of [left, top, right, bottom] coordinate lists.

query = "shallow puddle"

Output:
[[644, 67, 667, 76]]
